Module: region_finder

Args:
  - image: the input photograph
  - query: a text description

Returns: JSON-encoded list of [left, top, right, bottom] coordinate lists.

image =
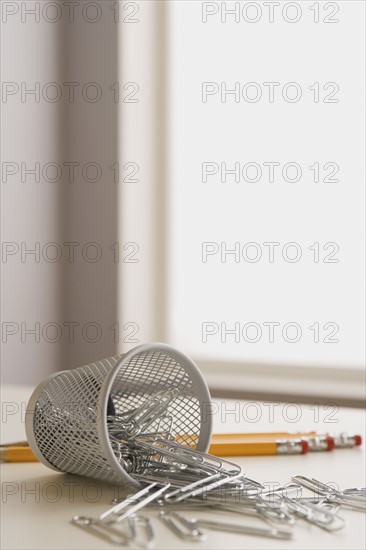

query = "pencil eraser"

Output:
[[354, 435, 362, 446], [326, 436, 335, 451], [301, 440, 309, 454]]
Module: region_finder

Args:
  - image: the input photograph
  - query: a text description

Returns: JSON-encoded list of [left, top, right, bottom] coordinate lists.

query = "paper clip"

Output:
[[282, 495, 345, 531], [164, 470, 244, 502], [127, 515, 155, 549], [100, 483, 170, 524], [159, 511, 293, 540], [292, 476, 366, 512], [159, 511, 207, 542], [71, 516, 129, 546]]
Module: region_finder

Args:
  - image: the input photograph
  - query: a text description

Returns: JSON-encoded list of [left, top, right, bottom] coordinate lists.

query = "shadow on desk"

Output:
[[2, 470, 135, 509]]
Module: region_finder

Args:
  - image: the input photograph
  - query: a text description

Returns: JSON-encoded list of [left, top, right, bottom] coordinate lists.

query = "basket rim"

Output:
[[97, 342, 213, 486], [25, 370, 69, 472]]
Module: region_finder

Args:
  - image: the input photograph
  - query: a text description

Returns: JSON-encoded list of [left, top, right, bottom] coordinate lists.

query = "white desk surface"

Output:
[[1, 385, 365, 550]]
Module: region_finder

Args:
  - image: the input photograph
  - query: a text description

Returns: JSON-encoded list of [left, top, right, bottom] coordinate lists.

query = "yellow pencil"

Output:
[[208, 435, 308, 456], [209, 432, 362, 453], [2, 431, 360, 462], [0, 442, 37, 462], [1, 436, 308, 461]]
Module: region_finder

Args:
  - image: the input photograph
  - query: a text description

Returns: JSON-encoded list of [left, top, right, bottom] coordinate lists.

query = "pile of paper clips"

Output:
[[72, 390, 366, 547]]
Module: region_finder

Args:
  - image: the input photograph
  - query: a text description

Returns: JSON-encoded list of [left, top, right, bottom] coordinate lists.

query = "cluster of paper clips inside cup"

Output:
[[102, 344, 232, 489]]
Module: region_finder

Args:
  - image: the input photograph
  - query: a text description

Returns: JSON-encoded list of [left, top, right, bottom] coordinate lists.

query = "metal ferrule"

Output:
[[276, 439, 304, 454], [307, 436, 331, 451]]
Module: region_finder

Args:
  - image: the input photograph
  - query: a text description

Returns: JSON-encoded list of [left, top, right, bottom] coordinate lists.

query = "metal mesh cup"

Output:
[[25, 343, 213, 486]]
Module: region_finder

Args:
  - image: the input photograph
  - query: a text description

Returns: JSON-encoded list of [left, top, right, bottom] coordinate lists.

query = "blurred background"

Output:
[[1, 1, 365, 407]]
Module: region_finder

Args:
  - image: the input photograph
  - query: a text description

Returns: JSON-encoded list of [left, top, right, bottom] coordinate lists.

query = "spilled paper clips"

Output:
[[72, 390, 365, 546], [72, 476, 366, 546]]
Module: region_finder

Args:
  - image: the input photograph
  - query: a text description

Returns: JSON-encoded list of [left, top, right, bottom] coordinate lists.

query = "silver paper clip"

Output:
[[127, 515, 155, 549], [292, 476, 366, 512], [159, 511, 293, 541], [100, 482, 170, 524], [71, 516, 129, 546]]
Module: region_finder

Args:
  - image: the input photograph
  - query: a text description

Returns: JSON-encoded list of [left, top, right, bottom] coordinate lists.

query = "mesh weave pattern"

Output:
[[31, 350, 202, 484]]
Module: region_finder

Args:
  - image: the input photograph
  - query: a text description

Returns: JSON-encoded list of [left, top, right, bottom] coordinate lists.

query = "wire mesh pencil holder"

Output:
[[25, 343, 212, 487]]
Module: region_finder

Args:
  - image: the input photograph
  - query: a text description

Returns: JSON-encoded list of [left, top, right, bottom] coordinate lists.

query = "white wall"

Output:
[[1, 2, 119, 384]]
